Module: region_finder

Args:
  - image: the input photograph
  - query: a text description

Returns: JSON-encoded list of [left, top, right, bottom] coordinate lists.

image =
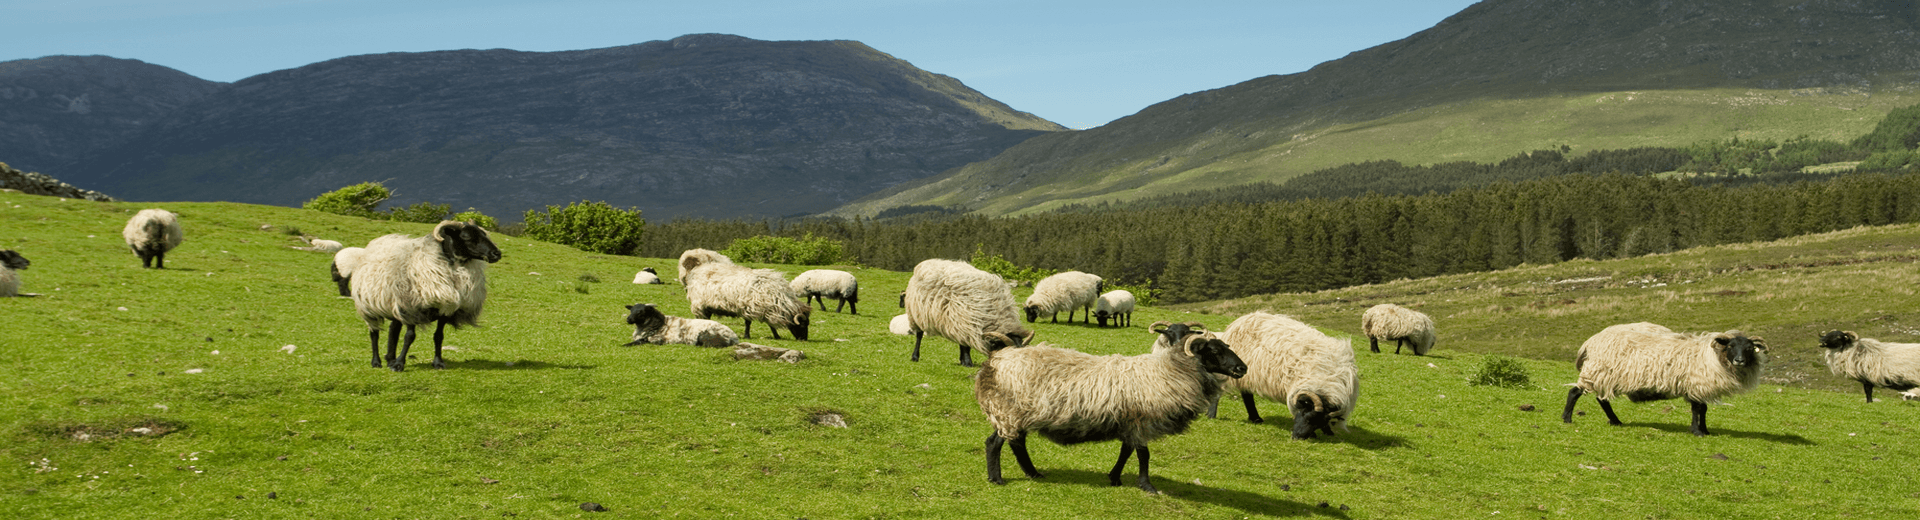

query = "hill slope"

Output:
[[0, 56, 224, 175], [835, 0, 1920, 216]]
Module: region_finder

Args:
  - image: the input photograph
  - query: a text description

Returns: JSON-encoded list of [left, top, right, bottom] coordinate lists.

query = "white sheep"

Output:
[[890, 314, 914, 336], [329, 247, 367, 297], [295, 236, 344, 253], [1561, 322, 1767, 436], [1361, 303, 1435, 355], [624, 303, 739, 348], [0, 249, 28, 297], [683, 261, 810, 340], [974, 323, 1247, 494], [677, 248, 732, 286], [1024, 271, 1103, 324], [1209, 312, 1359, 439], [904, 259, 1034, 367], [122, 209, 183, 269], [632, 267, 662, 284], [1817, 330, 1920, 404], [790, 269, 860, 314], [350, 221, 502, 371], [1093, 290, 1135, 328]]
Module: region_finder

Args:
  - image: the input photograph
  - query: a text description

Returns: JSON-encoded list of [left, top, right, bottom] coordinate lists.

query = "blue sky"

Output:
[[3, 0, 1481, 129]]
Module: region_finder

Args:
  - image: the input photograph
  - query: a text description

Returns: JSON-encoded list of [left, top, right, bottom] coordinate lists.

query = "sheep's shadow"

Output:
[[449, 358, 595, 371], [1217, 418, 1411, 450], [1022, 469, 1349, 518], [1366, 352, 1454, 360], [1628, 422, 1815, 445]]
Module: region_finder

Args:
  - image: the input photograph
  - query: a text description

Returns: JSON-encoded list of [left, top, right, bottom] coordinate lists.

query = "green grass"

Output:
[[3, 191, 1917, 518]]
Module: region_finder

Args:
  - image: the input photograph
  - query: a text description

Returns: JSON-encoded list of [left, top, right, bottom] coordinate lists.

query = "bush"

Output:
[[303, 182, 393, 218], [968, 244, 1054, 286], [1105, 280, 1158, 307], [522, 201, 647, 255], [452, 208, 499, 231], [721, 233, 846, 265], [1467, 356, 1534, 389], [386, 202, 452, 223]]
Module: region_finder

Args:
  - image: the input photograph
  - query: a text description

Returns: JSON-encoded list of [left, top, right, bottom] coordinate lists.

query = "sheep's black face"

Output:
[[1818, 330, 1856, 350], [642, 267, 657, 274], [789, 313, 811, 341], [1023, 305, 1039, 323], [0, 250, 27, 270], [439, 222, 502, 263], [1716, 335, 1766, 367], [1193, 339, 1248, 378], [1289, 397, 1343, 440], [625, 303, 666, 331]]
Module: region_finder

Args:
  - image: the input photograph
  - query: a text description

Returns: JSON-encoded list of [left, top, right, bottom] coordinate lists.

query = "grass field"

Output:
[[3, 191, 1916, 518]]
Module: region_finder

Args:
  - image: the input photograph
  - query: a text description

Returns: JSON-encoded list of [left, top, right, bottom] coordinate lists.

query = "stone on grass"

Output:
[[732, 343, 804, 363]]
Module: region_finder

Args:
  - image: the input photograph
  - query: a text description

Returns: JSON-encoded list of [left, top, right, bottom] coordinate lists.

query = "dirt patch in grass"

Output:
[[24, 416, 186, 442]]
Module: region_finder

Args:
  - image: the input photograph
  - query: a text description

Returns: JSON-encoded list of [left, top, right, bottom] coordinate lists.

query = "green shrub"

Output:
[[452, 208, 499, 231], [721, 233, 846, 265], [303, 182, 393, 218], [1467, 355, 1534, 389], [386, 202, 452, 223], [521, 201, 647, 255], [968, 244, 1054, 286], [1105, 280, 1158, 307]]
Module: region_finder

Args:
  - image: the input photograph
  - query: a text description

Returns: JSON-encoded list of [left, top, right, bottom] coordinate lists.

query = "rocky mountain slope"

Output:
[[0, 56, 224, 176]]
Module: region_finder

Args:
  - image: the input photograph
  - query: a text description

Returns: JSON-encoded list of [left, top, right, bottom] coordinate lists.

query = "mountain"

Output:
[[833, 0, 1920, 217], [0, 56, 224, 175], [43, 34, 1062, 219]]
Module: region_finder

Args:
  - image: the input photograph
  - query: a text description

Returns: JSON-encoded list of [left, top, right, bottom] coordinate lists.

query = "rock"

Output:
[[580, 502, 607, 512], [811, 412, 848, 428], [733, 343, 805, 363], [1709, 453, 1729, 460], [1518, 404, 1536, 411]]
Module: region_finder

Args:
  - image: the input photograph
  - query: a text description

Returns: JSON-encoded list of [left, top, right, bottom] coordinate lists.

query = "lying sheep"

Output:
[[1024, 271, 1102, 324], [790, 269, 859, 314], [330, 247, 367, 297], [684, 261, 810, 340], [351, 221, 502, 371], [677, 248, 732, 285], [890, 314, 913, 336], [632, 267, 662, 284], [122, 209, 183, 269], [624, 303, 739, 348], [975, 323, 1247, 494], [904, 259, 1034, 367], [1093, 290, 1135, 328], [1361, 303, 1435, 355], [1561, 322, 1766, 436], [1817, 330, 1920, 403], [1209, 313, 1359, 439], [295, 237, 344, 253], [0, 249, 28, 297]]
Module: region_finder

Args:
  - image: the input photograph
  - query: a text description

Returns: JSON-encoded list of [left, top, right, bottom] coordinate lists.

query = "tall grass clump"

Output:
[[1467, 355, 1534, 389]]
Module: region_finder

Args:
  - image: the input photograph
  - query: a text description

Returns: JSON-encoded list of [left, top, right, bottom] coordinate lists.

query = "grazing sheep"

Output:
[[122, 209, 183, 269], [1024, 271, 1103, 324], [1817, 330, 1920, 404], [632, 267, 662, 284], [683, 262, 810, 340], [790, 269, 859, 314], [1093, 290, 1135, 328], [677, 248, 732, 285], [975, 323, 1247, 494], [1361, 303, 1435, 355], [624, 303, 739, 348], [350, 221, 502, 371], [1561, 322, 1767, 436], [0, 249, 28, 297], [904, 259, 1034, 367], [890, 314, 914, 336], [1208, 312, 1359, 439], [329, 247, 367, 297]]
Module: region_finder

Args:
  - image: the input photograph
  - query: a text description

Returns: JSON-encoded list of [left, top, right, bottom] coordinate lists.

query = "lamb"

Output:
[[624, 303, 739, 348], [975, 322, 1248, 494], [1361, 303, 1435, 355], [1093, 290, 1135, 328], [1024, 271, 1103, 324], [329, 247, 367, 297], [122, 209, 183, 269], [350, 221, 502, 371], [1561, 322, 1767, 436], [295, 236, 344, 253], [0, 249, 28, 297], [632, 267, 662, 284], [1207, 312, 1359, 439], [890, 314, 914, 336], [903, 259, 1035, 367], [677, 248, 732, 285], [1816, 330, 1920, 403], [683, 261, 810, 340], [790, 269, 859, 314]]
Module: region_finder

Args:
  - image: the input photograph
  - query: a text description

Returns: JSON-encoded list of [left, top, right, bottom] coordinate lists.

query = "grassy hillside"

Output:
[[2, 191, 1915, 518]]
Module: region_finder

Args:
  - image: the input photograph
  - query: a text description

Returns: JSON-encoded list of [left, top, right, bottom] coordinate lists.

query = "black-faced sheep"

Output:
[[1208, 312, 1359, 439], [683, 262, 810, 340], [1093, 290, 1135, 328], [1561, 322, 1766, 436], [1817, 330, 1920, 403], [904, 259, 1034, 367], [122, 209, 182, 269], [790, 269, 859, 314], [677, 248, 732, 286], [329, 247, 366, 297], [975, 323, 1247, 494], [1024, 271, 1102, 324], [0, 249, 28, 297], [1361, 303, 1435, 355], [632, 267, 662, 284], [624, 303, 739, 348], [350, 221, 502, 371]]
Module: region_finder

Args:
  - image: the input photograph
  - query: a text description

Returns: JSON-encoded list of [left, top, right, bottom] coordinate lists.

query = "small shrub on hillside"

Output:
[[303, 182, 393, 218], [1106, 280, 1158, 307], [386, 201, 452, 223], [969, 245, 1054, 286], [452, 208, 499, 231], [578, 273, 601, 283], [722, 233, 846, 265], [522, 201, 647, 255], [1468, 356, 1534, 389]]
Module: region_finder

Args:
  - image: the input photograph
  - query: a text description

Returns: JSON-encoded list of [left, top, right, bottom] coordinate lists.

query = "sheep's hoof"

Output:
[[432, 360, 446, 369], [1248, 417, 1264, 424], [988, 477, 1007, 485]]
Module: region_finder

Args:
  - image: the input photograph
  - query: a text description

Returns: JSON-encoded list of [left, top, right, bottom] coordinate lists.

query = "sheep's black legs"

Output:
[[1597, 398, 1623, 425], [1562, 387, 1583, 423], [960, 345, 975, 367], [768, 320, 783, 340], [1687, 398, 1710, 436], [368, 326, 383, 368], [1241, 390, 1264, 423], [813, 296, 827, 311], [154, 252, 165, 269], [910, 331, 924, 362], [383, 320, 403, 369], [1009, 435, 1042, 479], [1395, 338, 1406, 354], [431, 320, 448, 369], [392, 323, 418, 372], [1863, 381, 1876, 403], [742, 319, 753, 339], [1107, 443, 1134, 487], [1369, 337, 1380, 354], [984, 433, 1006, 485], [1206, 395, 1219, 419]]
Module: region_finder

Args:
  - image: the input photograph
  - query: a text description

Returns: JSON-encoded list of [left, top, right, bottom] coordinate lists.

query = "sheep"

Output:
[[122, 209, 182, 269], [0, 249, 28, 297], [329, 247, 367, 297], [350, 221, 502, 371], [1561, 322, 1767, 436], [890, 314, 914, 336], [1093, 290, 1135, 328], [1361, 303, 1435, 355], [677, 248, 732, 285], [1816, 330, 1920, 404], [790, 269, 859, 314], [903, 259, 1035, 367], [974, 322, 1247, 494], [1207, 312, 1359, 439], [683, 261, 810, 340], [1024, 271, 1103, 324], [294, 236, 344, 253], [624, 303, 739, 348], [632, 267, 662, 284]]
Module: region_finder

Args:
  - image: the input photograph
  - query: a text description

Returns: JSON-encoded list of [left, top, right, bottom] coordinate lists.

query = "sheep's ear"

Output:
[[1181, 334, 1204, 357], [625, 304, 635, 311], [1714, 336, 1732, 346], [1749, 336, 1766, 350], [431, 221, 457, 242]]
